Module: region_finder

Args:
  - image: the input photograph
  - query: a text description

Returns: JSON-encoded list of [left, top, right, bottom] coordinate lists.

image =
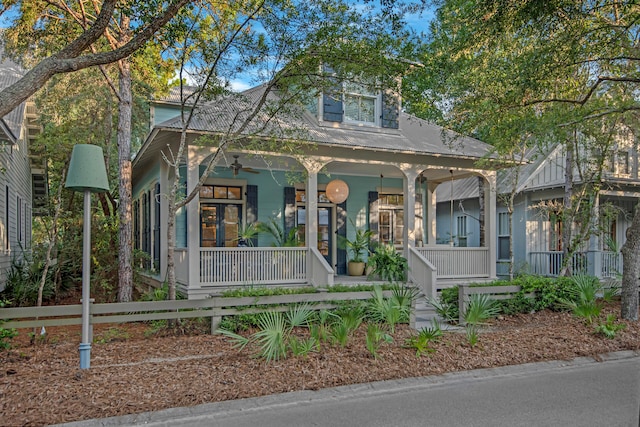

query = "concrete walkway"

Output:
[[55, 351, 640, 427]]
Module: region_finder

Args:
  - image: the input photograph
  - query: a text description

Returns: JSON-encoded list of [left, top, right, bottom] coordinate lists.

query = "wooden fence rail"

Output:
[[457, 284, 535, 325], [0, 290, 395, 334]]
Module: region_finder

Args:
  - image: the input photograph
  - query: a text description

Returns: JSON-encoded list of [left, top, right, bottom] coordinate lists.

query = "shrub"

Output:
[[0, 300, 17, 350]]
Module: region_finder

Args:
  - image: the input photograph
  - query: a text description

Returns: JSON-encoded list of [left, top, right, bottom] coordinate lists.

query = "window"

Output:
[[16, 195, 22, 243], [200, 185, 242, 200], [618, 151, 630, 175], [344, 82, 377, 124], [498, 212, 510, 260], [456, 215, 467, 247]]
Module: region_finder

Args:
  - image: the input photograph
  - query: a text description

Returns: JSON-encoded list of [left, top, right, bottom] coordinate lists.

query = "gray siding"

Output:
[[0, 120, 33, 290]]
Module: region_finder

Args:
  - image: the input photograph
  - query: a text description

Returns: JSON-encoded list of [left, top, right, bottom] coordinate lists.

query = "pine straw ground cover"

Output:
[[1, 302, 640, 427]]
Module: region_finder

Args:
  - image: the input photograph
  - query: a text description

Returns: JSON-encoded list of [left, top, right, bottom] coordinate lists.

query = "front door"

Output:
[[200, 204, 241, 247]]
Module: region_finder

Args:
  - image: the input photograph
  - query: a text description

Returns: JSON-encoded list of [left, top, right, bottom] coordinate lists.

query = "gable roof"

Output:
[[435, 147, 550, 202], [136, 84, 499, 169]]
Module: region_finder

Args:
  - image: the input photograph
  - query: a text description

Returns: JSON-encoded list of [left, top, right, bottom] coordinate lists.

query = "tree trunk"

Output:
[[117, 17, 133, 302], [620, 204, 640, 321], [561, 139, 573, 276]]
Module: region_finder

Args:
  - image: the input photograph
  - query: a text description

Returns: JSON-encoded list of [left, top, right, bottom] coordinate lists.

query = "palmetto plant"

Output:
[[217, 303, 315, 362], [463, 294, 500, 347], [560, 275, 602, 324], [366, 285, 416, 333], [463, 294, 501, 326]]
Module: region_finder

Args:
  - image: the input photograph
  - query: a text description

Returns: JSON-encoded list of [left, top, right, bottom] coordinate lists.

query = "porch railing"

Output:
[[416, 246, 490, 279], [528, 251, 588, 276], [200, 247, 307, 286], [601, 251, 622, 278]]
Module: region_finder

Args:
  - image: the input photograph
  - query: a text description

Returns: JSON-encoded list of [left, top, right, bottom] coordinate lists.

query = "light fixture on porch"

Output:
[[325, 179, 349, 204], [65, 144, 110, 369]]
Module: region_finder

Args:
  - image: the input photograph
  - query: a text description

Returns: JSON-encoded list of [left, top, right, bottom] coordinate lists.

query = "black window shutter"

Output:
[[336, 200, 347, 275], [381, 89, 400, 129], [246, 185, 258, 246], [368, 191, 379, 246], [323, 92, 343, 122], [154, 183, 161, 270], [284, 187, 296, 239]]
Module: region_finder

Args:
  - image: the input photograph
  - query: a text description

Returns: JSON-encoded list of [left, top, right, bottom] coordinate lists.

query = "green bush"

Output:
[[0, 300, 17, 349], [1, 254, 55, 307]]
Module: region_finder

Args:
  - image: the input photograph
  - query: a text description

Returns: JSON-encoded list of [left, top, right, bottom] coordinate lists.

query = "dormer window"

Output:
[[318, 70, 400, 129], [343, 82, 379, 125]]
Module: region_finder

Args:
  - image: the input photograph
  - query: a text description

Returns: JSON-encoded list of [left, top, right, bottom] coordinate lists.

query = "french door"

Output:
[[200, 204, 241, 247]]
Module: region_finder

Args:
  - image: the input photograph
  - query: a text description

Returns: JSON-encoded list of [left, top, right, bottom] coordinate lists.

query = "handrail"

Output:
[[308, 246, 334, 287], [408, 247, 437, 298]]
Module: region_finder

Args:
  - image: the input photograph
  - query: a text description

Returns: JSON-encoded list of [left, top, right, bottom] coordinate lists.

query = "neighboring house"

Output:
[[436, 136, 639, 279], [132, 80, 503, 299], [0, 51, 45, 290]]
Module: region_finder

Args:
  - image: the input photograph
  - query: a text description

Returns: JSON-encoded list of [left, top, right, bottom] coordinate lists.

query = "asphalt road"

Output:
[[58, 351, 640, 427]]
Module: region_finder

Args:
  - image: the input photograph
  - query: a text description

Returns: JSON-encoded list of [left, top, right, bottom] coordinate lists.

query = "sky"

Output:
[[0, 1, 435, 92]]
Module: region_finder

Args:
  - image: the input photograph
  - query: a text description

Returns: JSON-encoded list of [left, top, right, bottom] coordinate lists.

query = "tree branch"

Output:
[[0, 0, 190, 118]]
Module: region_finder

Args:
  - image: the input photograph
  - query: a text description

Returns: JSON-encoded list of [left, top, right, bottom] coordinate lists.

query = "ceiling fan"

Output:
[[230, 155, 260, 176]]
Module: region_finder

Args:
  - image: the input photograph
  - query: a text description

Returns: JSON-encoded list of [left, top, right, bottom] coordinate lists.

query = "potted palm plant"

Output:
[[342, 227, 373, 276]]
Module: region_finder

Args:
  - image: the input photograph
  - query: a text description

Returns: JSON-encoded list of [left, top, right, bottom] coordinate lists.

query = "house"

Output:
[[435, 134, 639, 279], [0, 50, 45, 290], [132, 78, 503, 299]]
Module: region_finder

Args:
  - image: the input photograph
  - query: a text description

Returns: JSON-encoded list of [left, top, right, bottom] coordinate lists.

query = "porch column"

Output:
[[484, 171, 497, 278], [306, 170, 319, 249], [426, 182, 438, 245], [187, 146, 203, 290], [402, 168, 419, 251]]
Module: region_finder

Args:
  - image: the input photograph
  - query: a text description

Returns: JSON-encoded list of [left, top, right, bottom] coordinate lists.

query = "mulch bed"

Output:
[[1, 303, 639, 427]]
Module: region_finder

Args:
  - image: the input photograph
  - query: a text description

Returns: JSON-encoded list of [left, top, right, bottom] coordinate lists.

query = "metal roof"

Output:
[[137, 84, 499, 168], [0, 47, 26, 142]]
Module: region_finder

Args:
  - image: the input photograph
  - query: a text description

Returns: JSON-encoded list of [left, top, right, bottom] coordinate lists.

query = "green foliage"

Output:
[[254, 311, 288, 362], [217, 303, 316, 362], [256, 218, 303, 247], [288, 335, 318, 357], [594, 314, 625, 339], [404, 320, 442, 357], [427, 286, 459, 323], [339, 225, 373, 263], [0, 300, 18, 350], [329, 308, 364, 347], [560, 275, 603, 324], [1, 252, 55, 307], [94, 327, 130, 344], [464, 294, 500, 326], [221, 286, 317, 298], [365, 323, 393, 359], [326, 283, 395, 293], [465, 324, 479, 348], [366, 285, 415, 333], [367, 244, 408, 283]]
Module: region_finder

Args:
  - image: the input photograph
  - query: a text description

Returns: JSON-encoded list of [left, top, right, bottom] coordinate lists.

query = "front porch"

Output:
[[173, 245, 492, 299]]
